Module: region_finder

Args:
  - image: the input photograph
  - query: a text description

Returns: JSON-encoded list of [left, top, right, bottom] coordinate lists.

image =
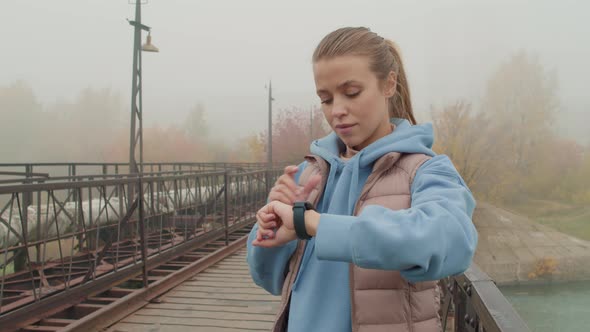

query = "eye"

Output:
[[320, 98, 333, 105], [346, 90, 361, 98]]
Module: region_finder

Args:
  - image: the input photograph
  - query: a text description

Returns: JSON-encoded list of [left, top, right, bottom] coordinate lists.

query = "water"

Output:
[[500, 281, 590, 332]]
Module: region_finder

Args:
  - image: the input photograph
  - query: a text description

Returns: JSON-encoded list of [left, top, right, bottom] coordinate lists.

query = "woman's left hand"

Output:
[[251, 201, 319, 247], [252, 201, 296, 247]]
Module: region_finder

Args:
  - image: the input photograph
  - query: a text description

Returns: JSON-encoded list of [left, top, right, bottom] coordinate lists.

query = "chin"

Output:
[[339, 136, 360, 148]]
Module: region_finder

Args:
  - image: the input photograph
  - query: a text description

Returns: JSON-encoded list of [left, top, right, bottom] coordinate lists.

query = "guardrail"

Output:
[[0, 167, 282, 320]]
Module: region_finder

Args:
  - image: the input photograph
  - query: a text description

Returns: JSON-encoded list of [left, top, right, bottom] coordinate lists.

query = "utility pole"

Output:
[[267, 80, 274, 169]]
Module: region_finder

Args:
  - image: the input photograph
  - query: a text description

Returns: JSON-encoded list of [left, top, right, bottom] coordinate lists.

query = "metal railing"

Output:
[[0, 167, 282, 322], [0, 162, 289, 184], [441, 265, 531, 331]]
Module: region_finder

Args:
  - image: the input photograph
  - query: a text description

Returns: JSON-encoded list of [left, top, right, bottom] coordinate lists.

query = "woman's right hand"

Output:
[[268, 165, 321, 205], [258, 165, 321, 241]]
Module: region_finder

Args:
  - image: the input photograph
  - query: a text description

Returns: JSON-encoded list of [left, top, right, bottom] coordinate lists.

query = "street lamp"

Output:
[[142, 32, 159, 52], [127, 0, 158, 288], [128, 1, 158, 178]]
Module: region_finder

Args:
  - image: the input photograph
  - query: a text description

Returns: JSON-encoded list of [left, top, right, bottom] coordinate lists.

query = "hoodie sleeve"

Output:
[[314, 155, 478, 282], [246, 161, 307, 295]]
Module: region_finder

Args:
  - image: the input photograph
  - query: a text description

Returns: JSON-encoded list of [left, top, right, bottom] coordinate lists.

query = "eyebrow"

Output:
[[316, 80, 360, 94]]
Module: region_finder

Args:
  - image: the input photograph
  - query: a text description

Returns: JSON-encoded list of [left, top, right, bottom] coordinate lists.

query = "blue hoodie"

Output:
[[247, 118, 477, 332]]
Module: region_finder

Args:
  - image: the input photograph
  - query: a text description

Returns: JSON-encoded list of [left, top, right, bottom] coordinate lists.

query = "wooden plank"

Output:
[[211, 264, 250, 270], [21, 326, 62, 332], [39, 318, 77, 327], [214, 260, 248, 264], [133, 308, 275, 321], [121, 315, 273, 330], [192, 272, 252, 279], [173, 285, 270, 295], [108, 322, 265, 332], [160, 296, 280, 306], [166, 290, 277, 302], [190, 276, 254, 283], [143, 303, 278, 315], [202, 268, 250, 275], [181, 280, 262, 288]]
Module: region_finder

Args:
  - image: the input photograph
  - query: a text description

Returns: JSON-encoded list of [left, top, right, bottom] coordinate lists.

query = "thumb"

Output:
[[284, 165, 299, 176]]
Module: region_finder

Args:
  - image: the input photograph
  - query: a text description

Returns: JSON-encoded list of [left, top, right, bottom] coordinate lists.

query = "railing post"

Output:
[[454, 280, 468, 332], [71, 164, 77, 202], [14, 165, 34, 271], [224, 171, 229, 246], [137, 177, 149, 287]]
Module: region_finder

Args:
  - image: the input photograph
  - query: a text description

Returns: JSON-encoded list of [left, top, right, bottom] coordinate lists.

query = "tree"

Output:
[[253, 106, 330, 163], [481, 52, 558, 174], [184, 103, 209, 143], [431, 101, 497, 189], [0, 81, 43, 162]]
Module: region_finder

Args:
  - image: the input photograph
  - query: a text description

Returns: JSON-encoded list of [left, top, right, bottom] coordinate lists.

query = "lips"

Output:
[[334, 123, 356, 135]]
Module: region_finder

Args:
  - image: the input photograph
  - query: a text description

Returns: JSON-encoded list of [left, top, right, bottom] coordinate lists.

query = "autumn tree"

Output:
[[481, 52, 559, 202], [0, 81, 44, 162], [431, 101, 497, 189], [184, 103, 209, 143], [253, 106, 330, 163]]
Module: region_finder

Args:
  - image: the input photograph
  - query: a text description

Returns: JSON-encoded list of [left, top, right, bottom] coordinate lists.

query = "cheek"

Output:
[[322, 107, 333, 124]]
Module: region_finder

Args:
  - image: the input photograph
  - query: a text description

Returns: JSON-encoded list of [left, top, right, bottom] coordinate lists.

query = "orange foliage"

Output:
[[256, 106, 330, 163], [102, 125, 211, 162]]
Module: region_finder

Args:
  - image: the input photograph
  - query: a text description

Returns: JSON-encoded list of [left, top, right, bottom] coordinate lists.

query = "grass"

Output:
[[503, 199, 590, 241], [537, 209, 590, 241]]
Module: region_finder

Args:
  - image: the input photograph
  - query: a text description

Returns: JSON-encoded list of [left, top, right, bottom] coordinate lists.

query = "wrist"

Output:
[[305, 210, 320, 237]]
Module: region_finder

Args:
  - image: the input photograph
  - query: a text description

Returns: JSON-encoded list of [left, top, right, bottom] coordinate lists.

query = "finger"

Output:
[[269, 185, 296, 203], [259, 220, 277, 230], [295, 174, 322, 201], [276, 174, 299, 192], [284, 165, 299, 175], [256, 228, 275, 241], [268, 191, 292, 205], [257, 210, 277, 223], [253, 226, 294, 248]]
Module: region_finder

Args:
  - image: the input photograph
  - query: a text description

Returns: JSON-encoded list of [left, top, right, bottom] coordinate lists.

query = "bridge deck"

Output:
[[108, 248, 280, 332]]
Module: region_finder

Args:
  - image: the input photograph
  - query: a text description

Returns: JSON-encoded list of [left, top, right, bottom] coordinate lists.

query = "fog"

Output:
[[1, 0, 588, 162]]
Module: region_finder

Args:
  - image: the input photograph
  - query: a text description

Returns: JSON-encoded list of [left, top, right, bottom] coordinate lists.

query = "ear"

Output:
[[383, 71, 396, 98]]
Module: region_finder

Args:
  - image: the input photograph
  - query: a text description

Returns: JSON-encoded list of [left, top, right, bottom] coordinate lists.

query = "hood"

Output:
[[307, 118, 436, 214], [310, 118, 435, 168]]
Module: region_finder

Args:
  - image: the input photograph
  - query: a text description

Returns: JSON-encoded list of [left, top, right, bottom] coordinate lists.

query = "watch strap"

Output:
[[293, 201, 313, 240]]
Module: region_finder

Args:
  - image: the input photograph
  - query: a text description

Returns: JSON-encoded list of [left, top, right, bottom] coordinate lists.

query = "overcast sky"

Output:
[[2, 0, 589, 144]]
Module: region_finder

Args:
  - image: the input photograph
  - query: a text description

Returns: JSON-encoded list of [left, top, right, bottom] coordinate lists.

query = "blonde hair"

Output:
[[312, 27, 416, 124]]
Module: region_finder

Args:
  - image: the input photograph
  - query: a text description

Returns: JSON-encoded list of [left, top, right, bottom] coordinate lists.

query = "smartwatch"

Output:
[[293, 201, 314, 240]]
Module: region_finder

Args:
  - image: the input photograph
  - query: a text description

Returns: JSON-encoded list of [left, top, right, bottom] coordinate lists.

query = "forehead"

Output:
[[313, 55, 375, 91]]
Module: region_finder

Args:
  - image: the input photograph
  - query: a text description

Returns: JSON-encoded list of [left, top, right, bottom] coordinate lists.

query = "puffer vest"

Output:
[[272, 152, 442, 332]]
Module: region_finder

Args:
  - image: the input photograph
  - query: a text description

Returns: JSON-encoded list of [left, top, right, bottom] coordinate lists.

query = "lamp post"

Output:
[[127, 0, 158, 288], [265, 81, 274, 193], [128, 0, 159, 179]]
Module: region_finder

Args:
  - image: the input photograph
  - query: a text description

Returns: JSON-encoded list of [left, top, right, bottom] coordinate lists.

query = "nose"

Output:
[[331, 98, 348, 118]]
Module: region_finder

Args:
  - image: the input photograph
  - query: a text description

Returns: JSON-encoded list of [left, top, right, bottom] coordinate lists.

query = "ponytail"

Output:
[[385, 40, 416, 125]]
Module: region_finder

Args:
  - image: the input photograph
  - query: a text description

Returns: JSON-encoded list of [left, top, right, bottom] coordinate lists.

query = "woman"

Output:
[[247, 27, 477, 332]]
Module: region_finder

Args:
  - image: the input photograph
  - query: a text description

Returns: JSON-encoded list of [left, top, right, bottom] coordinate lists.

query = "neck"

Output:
[[352, 122, 395, 151]]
